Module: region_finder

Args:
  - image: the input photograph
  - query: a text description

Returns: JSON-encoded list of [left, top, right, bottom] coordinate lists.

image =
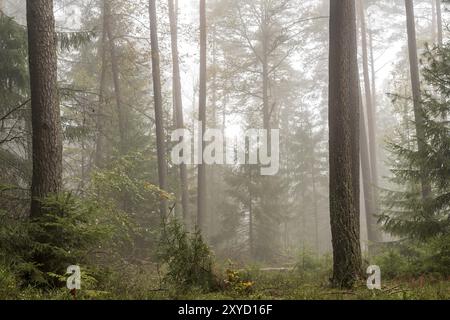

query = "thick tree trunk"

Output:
[[358, 0, 382, 244], [197, 0, 207, 231], [103, 0, 127, 155], [405, 0, 432, 199], [168, 0, 189, 223], [328, 0, 363, 288], [27, 0, 63, 218], [149, 0, 168, 218]]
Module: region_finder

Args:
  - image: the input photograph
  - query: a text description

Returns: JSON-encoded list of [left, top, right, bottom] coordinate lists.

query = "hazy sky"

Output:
[[2, 0, 447, 126]]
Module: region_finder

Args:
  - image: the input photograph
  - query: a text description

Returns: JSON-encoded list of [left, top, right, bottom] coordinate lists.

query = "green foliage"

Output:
[[157, 219, 218, 292], [0, 14, 28, 95], [374, 236, 450, 279], [89, 153, 173, 260], [0, 193, 121, 287], [382, 43, 450, 242], [0, 264, 18, 298], [294, 250, 331, 279], [27, 194, 112, 280], [0, 14, 31, 217], [58, 30, 97, 52], [224, 264, 254, 296]]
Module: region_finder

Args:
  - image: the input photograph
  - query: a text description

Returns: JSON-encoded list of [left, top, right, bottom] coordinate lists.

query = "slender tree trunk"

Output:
[[358, 0, 382, 244], [104, 0, 127, 155], [328, 0, 362, 289], [197, 0, 207, 231], [308, 126, 320, 254], [149, 0, 168, 218], [436, 0, 443, 45], [95, 6, 108, 168], [80, 108, 87, 190], [207, 25, 218, 239], [249, 168, 254, 258], [262, 15, 270, 132], [27, 0, 62, 218], [369, 29, 377, 112], [359, 85, 382, 246], [168, 0, 189, 223], [405, 0, 432, 199], [432, 0, 437, 43], [104, 0, 130, 212]]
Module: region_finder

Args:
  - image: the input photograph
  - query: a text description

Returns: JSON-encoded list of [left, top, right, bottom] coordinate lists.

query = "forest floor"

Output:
[[6, 268, 448, 300], [170, 272, 450, 300]]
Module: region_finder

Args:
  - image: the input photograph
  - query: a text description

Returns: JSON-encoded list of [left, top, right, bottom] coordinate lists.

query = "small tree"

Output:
[[382, 44, 450, 241]]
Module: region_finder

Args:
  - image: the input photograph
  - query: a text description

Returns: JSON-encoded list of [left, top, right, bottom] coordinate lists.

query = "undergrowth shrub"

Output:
[[374, 236, 450, 279], [158, 219, 219, 292], [223, 263, 254, 296], [294, 250, 332, 279], [0, 193, 123, 288], [0, 264, 18, 298]]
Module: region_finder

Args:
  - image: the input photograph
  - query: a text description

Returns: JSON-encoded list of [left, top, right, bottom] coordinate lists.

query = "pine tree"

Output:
[[382, 44, 450, 240], [149, 0, 168, 218], [328, 0, 363, 289], [26, 0, 63, 218]]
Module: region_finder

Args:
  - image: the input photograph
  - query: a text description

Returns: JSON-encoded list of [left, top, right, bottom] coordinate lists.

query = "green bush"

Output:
[[0, 264, 18, 298], [374, 236, 450, 279], [0, 193, 117, 288], [158, 219, 219, 292], [294, 250, 332, 279]]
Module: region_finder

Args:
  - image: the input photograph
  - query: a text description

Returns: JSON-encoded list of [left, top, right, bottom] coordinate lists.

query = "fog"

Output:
[[0, 0, 449, 299]]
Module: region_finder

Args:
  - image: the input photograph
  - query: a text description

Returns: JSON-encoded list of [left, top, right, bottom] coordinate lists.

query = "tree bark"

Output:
[[328, 0, 363, 288], [149, 0, 168, 218], [405, 0, 432, 199], [359, 84, 382, 246], [197, 0, 207, 231], [308, 125, 320, 254], [436, 0, 443, 45], [357, 0, 382, 244], [369, 28, 377, 113], [432, 0, 437, 43], [27, 0, 63, 218], [95, 4, 108, 168], [103, 0, 127, 155], [168, 0, 189, 224], [249, 168, 254, 258]]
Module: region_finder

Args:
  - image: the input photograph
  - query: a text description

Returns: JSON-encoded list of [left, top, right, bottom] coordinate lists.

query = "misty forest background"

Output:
[[0, 0, 449, 299]]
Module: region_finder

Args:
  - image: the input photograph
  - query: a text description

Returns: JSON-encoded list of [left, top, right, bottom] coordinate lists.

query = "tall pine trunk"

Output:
[[27, 0, 63, 218], [359, 84, 381, 247], [404, 0, 432, 199], [357, 0, 382, 243], [197, 0, 207, 231], [103, 0, 127, 155], [168, 0, 189, 224], [436, 0, 443, 45], [95, 4, 108, 168], [328, 0, 362, 289], [432, 0, 437, 43], [149, 0, 168, 218], [369, 29, 377, 112]]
